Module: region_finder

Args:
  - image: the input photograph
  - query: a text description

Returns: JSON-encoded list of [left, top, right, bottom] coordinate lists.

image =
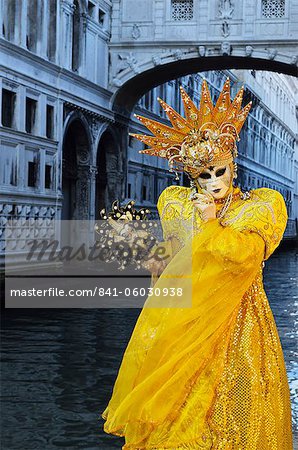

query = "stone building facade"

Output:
[[0, 0, 123, 262], [0, 0, 297, 266]]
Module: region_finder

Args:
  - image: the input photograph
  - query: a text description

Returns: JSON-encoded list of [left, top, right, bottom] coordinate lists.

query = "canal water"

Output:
[[1, 249, 297, 449]]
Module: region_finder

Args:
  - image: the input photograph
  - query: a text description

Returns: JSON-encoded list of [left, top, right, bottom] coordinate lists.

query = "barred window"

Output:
[[261, 0, 285, 18], [171, 0, 194, 21]]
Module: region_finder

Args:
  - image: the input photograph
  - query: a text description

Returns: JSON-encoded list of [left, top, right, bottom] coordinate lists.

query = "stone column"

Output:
[[39, 147, 46, 193], [105, 170, 119, 208], [14, 0, 27, 47], [18, 143, 25, 189], [155, 0, 164, 40], [110, 0, 121, 41], [59, 0, 74, 69], [56, 99, 64, 197], [89, 165, 98, 222], [119, 124, 128, 201], [73, 165, 91, 248], [38, 93, 47, 137], [78, 11, 87, 78], [16, 85, 26, 132], [36, 0, 48, 58]]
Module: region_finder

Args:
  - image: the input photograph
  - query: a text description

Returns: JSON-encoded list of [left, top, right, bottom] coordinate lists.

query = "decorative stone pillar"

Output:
[[89, 165, 98, 221], [74, 165, 88, 219]]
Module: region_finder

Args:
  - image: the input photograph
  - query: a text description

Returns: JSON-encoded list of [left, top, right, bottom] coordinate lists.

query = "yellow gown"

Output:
[[101, 185, 293, 449]]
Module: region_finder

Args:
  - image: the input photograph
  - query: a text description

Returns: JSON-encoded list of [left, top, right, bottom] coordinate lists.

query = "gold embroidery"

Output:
[[157, 186, 287, 261]]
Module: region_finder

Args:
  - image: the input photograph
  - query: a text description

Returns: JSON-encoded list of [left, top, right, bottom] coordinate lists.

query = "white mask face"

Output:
[[196, 164, 232, 199]]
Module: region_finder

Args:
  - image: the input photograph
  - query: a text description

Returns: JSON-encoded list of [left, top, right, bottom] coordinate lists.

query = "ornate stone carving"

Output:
[[198, 45, 206, 57], [245, 45, 254, 57], [173, 49, 183, 60], [61, 0, 75, 13], [78, 150, 90, 164], [115, 52, 140, 76], [0, 203, 57, 252], [221, 41, 231, 55], [218, 0, 234, 19], [206, 47, 216, 56], [152, 55, 162, 66], [221, 20, 230, 37], [267, 48, 277, 60], [89, 165, 98, 179], [77, 166, 90, 218], [91, 118, 104, 143], [112, 78, 123, 87], [131, 24, 141, 40], [290, 55, 297, 66]]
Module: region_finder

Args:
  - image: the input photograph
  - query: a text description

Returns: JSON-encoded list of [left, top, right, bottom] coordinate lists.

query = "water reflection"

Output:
[[1, 249, 297, 449]]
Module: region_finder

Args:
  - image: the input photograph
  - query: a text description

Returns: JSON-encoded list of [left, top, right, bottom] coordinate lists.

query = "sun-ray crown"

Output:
[[130, 77, 252, 178]]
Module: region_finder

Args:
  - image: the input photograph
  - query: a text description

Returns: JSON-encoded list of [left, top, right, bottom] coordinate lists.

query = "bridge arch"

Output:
[[111, 55, 298, 114]]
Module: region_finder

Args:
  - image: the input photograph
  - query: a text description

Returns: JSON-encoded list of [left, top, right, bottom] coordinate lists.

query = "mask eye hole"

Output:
[[199, 172, 211, 180], [215, 168, 226, 177]]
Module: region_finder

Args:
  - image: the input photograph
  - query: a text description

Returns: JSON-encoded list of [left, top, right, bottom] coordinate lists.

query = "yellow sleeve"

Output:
[[220, 188, 288, 261], [146, 187, 180, 286], [198, 219, 266, 273], [157, 185, 194, 258], [156, 185, 184, 242]]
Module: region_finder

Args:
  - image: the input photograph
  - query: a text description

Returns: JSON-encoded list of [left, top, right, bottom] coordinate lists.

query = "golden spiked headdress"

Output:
[[130, 77, 252, 178]]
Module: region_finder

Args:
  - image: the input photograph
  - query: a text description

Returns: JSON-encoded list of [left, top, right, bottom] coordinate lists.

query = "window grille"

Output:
[[171, 0, 194, 21], [261, 0, 285, 18]]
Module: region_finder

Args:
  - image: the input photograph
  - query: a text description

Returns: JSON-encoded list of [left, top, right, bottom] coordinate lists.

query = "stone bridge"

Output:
[[108, 0, 298, 114]]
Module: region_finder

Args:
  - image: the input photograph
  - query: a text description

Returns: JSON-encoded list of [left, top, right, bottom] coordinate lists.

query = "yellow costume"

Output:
[[101, 78, 294, 448], [101, 184, 293, 449]]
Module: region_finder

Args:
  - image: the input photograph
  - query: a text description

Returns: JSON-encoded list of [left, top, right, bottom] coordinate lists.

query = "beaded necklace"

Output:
[[189, 181, 249, 220]]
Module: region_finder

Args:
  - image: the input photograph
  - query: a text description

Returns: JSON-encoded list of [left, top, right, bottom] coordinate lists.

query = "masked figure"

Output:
[[101, 78, 293, 449]]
